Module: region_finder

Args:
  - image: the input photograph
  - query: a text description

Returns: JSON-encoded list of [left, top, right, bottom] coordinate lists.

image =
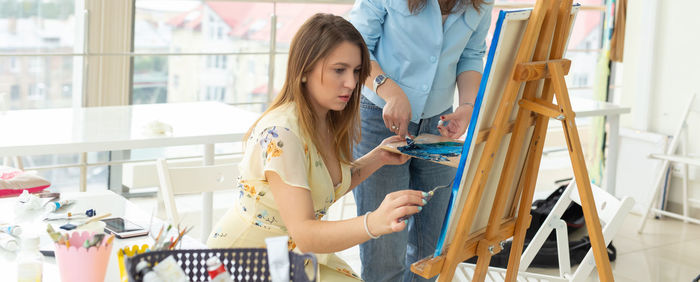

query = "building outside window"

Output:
[[0, 0, 108, 191]]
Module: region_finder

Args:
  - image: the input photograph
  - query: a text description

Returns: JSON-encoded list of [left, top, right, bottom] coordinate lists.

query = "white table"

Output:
[[0, 101, 258, 158], [0, 102, 260, 237], [569, 97, 630, 194], [0, 190, 205, 282], [0, 101, 259, 188]]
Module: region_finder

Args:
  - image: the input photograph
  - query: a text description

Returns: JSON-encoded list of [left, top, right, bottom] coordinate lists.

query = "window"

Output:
[[0, 0, 108, 192], [133, 1, 272, 109], [9, 57, 19, 72], [28, 83, 46, 101], [1, 2, 76, 110], [491, 0, 604, 100], [205, 85, 224, 101], [28, 57, 44, 74], [210, 55, 227, 69], [62, 84, 72, 98], [10, 85, 20, 100]]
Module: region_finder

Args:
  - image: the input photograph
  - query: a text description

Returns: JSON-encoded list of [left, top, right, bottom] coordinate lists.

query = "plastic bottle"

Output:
[[136, 260, 164, 282], [16, 236, 43, 282], [206, 256, 232, 282]]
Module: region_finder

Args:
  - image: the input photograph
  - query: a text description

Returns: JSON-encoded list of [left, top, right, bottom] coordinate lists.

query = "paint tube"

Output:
[[136, 261, 164, 282], [43, 199, 74, 213], [265, 235, 290, 282], [153, 255, 188, 282], [206, 256, 231, 282], [0, 232, 19, 252], [0, 224, 22, 237]]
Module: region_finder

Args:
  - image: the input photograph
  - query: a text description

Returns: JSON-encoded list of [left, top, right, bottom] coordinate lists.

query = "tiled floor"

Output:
[[128, 135, 700, 281]]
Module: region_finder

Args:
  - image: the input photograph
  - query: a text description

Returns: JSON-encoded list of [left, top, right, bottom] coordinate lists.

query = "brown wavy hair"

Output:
[[245, 13, 370, 165], [408, 0, 488, 15]]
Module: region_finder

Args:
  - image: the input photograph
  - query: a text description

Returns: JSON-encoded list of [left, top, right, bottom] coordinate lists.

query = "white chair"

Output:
[[639, 93, 700, 230], [156, 158, 240, 243], [454, 180, 634, 282], [3, 156, 23, 170]]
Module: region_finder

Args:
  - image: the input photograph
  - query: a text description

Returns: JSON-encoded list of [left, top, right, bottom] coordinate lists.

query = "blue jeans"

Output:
[[353, 97, 456, 282]]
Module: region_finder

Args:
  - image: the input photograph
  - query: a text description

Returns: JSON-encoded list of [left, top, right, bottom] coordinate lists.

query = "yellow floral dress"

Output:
[[207, 103, 361, 281]]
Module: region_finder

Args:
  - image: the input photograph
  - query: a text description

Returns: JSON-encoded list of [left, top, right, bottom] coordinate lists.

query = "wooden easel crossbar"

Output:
[[409, 0, 614, 281]]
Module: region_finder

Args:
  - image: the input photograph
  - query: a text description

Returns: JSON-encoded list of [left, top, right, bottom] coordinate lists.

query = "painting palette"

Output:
[[381, 134, 463, 168]]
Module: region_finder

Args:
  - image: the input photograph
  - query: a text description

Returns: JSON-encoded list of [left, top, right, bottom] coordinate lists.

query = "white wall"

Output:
[[621, 0, 700, 213]]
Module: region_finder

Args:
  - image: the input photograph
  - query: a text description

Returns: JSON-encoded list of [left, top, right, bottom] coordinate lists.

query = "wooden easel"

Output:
[[409, 0, 614, 281]]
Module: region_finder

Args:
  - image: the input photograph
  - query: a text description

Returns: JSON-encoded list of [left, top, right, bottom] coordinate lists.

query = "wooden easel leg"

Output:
[[549, 62, 614, 281], [503, 1, 566, 280], [504, 115, 551, 282], [473, 243, 495, 281]]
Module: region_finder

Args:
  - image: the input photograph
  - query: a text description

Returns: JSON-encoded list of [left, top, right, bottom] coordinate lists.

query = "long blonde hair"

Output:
[[245, 13, 370, 165]]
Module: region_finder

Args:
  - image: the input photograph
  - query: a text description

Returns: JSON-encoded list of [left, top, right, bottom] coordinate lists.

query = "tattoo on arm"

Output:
[[351, 167, 361, 178]]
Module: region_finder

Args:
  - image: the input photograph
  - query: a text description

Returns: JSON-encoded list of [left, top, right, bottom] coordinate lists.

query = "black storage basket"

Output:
[[125, 248, 317, 282]]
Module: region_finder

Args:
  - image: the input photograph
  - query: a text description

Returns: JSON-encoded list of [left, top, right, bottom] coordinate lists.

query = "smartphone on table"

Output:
[[101, 217, 149, 239]]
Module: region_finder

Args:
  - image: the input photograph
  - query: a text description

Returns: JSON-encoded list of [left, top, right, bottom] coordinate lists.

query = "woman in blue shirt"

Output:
[[350, 0, 492, 281]]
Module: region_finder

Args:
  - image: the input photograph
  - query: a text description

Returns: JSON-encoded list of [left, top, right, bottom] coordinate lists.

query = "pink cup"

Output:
[[54, 231, 113, 282]]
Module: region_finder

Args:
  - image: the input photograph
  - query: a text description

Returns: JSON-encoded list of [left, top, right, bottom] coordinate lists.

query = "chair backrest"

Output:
[[549, 181, 634, 281], [569, 181, 630, 228], [155, 158, 240, 240]]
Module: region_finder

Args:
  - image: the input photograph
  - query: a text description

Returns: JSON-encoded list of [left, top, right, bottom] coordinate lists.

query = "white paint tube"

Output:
[[0, 224, 22, 237], [0, 232, 19, 252], [152, 255, 188, 282], [265, 235, 290, 282], [43, 199, 74, 213]]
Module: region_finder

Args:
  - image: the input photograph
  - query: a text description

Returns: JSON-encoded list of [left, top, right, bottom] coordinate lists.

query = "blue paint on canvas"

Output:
[[397, 142, 463, 162]]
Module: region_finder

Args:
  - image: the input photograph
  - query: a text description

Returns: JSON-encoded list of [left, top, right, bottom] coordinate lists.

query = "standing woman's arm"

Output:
[[438, 5, 493, 138], [350, 0, 413, 137]]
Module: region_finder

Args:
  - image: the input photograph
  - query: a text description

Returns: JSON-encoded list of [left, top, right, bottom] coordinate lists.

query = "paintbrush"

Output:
[[424, 183, 452, 201], [83, 233, 105, 248], [46, 224, 61, 243], [153, 224, 172, 250], [60, 213, 112, 231], [405, 136, 416, 146], [398, 183, 453, 222], [168, 226, 191, 250], [103, 234, 115, 246]]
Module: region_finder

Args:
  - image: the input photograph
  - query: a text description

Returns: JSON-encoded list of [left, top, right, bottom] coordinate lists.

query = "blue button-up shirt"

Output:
[[350, 0, 492, 123]]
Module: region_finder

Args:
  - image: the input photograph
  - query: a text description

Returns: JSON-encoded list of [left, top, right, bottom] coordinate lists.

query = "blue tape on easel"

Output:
[[432, 9, 509, 258]]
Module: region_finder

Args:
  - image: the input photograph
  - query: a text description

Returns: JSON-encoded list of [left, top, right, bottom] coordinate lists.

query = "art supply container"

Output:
[[118, 244, 150, 282], [54, 231, 113, 282], [126, 248, 318, 282]]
